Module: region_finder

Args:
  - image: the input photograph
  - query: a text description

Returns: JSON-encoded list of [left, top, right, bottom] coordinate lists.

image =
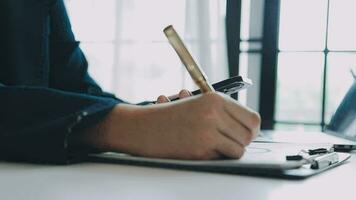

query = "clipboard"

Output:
[[88, 142, 351, 179]]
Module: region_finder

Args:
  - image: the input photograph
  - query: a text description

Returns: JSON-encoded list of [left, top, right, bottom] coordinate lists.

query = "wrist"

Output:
[[91, 104, 149, 152], [77, 105, 129, 152]]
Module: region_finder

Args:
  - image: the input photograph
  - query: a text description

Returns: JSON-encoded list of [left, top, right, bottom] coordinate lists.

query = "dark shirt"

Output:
[[0, 0, 125, 164]]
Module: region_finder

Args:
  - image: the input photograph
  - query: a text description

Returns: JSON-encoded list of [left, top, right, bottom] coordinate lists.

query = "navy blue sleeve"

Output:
[[0, 86, 122, 164], [0, 0, 127, 164]]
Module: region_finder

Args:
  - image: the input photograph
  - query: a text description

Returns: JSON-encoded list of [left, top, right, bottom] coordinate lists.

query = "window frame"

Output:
[[226, 0, 242, 100], [226, 0, 351, 130]]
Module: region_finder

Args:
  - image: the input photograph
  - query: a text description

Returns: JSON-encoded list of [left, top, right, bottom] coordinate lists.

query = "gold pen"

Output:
[[163, 25, 215, 93]]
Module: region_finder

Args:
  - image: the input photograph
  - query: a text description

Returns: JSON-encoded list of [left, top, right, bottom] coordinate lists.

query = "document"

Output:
[[89, 142, 351, 179]]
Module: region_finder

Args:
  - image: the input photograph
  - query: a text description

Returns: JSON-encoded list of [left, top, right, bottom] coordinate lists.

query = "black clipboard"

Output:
[[87, 143, 351, 179]]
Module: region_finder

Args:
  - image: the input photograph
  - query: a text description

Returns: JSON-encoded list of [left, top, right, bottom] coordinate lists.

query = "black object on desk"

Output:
[[169, 76, 251, 101], [333, 144, 356, 152]]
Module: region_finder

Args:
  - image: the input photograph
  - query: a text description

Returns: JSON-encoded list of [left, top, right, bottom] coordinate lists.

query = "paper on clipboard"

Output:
[[88, 142, 351, 179]]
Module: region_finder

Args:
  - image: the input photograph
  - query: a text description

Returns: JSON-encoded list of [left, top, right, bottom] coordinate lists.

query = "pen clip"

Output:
[[310, 152, 339, 170]]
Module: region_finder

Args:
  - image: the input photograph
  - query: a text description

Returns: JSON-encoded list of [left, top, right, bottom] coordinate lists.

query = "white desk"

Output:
[[1, 132, 355, 200]]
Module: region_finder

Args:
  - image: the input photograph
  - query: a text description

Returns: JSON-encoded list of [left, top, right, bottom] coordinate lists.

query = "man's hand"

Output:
[[84, 92, 260, 160]]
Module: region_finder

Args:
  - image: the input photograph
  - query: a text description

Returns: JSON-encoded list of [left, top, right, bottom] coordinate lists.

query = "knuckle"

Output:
[[249, 111, 261, 128], [204, 92, 223, 105], [197, 94, 225, 121]]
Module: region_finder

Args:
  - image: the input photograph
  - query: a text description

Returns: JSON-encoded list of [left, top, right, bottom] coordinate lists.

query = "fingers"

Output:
[[214, 111, 250, 159], [156, 95, 170, 103], [159, 89, 192, 103], [215, 133, 245, 159], [217, 111, 253, 146], [222, 95, 261, 139], [178, 89, 192, 99]]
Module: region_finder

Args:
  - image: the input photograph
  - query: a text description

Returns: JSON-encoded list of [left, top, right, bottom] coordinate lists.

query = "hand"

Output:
[[85, 92, 261, 160]]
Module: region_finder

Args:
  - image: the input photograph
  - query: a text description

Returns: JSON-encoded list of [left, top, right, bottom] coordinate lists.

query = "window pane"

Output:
[[115, 43, 188, 103], [120, 0, 186, 41], [278, 0, 328, 51], [328, 0, 356, 50], [240, 0, 265, 40], [80, 43, 115, 92], [275, 123, 322, 131], [65, 0, 117, 42], [325, 53, 356, 123], [208, 0, 227, 40], [65, 0, 228, 103], [239, 53, 261, 110], [275, 53, 324, 123]]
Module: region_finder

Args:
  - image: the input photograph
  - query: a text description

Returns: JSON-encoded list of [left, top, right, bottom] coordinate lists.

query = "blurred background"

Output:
[[64, 0, 228, 103], [64, 0, 356, 131]]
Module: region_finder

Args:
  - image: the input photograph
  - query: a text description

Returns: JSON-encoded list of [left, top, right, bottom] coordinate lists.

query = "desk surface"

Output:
[[1, 131, 355, 200]]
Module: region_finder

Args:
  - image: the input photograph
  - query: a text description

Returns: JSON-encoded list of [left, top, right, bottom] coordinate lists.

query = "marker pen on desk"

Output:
[[163, 25, 215, 93]]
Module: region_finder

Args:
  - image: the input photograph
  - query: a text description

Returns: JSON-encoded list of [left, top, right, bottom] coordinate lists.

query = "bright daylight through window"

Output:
[[275, 0, 356, 130], [64, 0, 228, 103]]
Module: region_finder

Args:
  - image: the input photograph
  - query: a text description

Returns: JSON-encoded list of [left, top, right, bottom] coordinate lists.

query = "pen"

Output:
[[163, 25, 215, 93]]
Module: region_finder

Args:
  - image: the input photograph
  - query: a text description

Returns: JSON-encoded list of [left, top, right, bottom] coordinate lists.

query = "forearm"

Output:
[[77, 104, 154, 155], [72, 105, 121, 153]]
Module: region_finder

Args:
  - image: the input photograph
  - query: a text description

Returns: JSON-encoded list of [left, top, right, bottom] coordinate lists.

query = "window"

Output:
[[229, 0, 356, 130], [275, 0, 356, 131], [237, 0, 264, 110], [65, 0, 354, 129], [64, 0, 228, 103]]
